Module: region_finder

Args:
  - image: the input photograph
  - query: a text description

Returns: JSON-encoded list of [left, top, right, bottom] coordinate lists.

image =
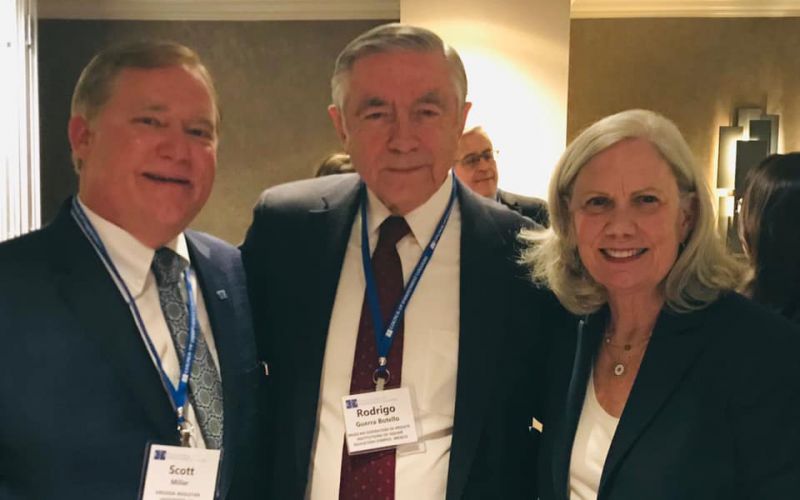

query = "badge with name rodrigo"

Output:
[[139, 444, 221, 500], [341, 387, 419, 455]]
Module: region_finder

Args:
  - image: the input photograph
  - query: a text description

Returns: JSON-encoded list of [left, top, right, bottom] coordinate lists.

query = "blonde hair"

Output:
[[520, 109, 744, 315], [314, 152, 354, 177]]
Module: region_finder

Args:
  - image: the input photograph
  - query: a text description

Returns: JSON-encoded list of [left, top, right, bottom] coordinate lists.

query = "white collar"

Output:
[[364, 173, 454, 248], [77, 196, 189, 298]]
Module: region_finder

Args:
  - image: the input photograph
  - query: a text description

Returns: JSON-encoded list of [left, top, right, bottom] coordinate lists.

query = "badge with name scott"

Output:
[[139, 444, 221, 500], [342, 387, 419, 455]]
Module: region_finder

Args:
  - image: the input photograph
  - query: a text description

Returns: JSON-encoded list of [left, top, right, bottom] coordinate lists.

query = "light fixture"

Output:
[[715, 107, 779, 250]]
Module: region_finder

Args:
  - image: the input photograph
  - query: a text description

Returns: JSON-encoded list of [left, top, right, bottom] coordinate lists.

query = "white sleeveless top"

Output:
[[568, 373, 620, 500]]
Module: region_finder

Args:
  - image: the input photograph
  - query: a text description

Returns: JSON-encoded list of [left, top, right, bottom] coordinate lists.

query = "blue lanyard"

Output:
[[70, 197, 198, 433], [360, 174, 457, 384]]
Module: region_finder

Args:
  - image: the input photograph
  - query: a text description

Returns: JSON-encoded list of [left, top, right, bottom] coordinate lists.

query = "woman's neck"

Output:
[[606, 289, 664, 343]]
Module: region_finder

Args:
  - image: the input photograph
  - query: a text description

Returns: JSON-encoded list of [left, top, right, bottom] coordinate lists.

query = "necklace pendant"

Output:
[[613, 363, 625, 376]]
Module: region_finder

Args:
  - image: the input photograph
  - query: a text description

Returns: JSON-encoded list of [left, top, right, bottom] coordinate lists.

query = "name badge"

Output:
[[140, 444, 221, 500], [341, 387, 419, 455]]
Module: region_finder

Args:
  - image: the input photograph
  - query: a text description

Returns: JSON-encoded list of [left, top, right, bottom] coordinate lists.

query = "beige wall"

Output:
[[38, 19, 388, 244], [568, 17, 800, 186], [41, 17, 800, 243], [402, 0, 570, 199]]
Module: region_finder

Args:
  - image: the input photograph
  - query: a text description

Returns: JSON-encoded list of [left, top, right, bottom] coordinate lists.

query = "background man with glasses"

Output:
[[455, 126, 549, 227]]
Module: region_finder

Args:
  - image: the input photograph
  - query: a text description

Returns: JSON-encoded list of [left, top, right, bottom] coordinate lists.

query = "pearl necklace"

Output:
[[602, 332, 652, 376]]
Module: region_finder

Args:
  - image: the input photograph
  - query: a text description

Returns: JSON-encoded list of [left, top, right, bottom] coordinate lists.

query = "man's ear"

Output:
[[459, 101, 472, 134], [327, 105, 348, 146], [68, 115, 93, 162]]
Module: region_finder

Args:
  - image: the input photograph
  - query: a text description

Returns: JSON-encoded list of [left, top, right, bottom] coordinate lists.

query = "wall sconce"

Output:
[[716, 107, 779, 250]]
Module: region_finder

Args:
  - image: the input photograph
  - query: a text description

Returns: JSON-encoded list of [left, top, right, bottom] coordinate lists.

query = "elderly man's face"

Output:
[[69, 65, 218, 248], [329, 50, 469, 215], [569, 138, 694, 298], [455, 131, 499, 198]]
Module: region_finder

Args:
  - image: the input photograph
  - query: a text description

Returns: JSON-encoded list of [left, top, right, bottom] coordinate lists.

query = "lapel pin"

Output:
[[216, 289, 228, 300]]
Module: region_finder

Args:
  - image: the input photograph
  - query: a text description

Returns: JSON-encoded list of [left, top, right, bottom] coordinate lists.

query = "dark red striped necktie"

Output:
[[339, 216, 410, 500]]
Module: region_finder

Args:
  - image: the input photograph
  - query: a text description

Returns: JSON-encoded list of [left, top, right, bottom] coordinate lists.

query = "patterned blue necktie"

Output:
[[151, 247, 223, 449]]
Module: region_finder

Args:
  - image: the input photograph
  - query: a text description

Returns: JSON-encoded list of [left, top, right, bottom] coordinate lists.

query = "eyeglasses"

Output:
[[458, 149, 498, 168]]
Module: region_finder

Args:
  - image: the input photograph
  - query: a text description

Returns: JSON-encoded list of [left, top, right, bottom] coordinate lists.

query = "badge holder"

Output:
[[341, 386, 419, 456], [139, 442, 222, 500], [344, 175, 456, 458]]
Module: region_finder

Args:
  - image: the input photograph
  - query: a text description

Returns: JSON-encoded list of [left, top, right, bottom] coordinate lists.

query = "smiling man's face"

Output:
[[70, 65, 218, 248], [328, 50, 469, 215]]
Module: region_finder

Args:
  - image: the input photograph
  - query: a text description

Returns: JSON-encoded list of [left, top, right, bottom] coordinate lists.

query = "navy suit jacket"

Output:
[[538, 293, 800, 500], [0, 200, 263, 500], [497, 189, 549, 228], [241, 174, 556, 499]]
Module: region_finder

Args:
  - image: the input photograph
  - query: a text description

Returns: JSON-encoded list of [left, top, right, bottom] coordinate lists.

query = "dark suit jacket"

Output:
[[0, 200, 263, 500], [241, 174, 555, 499], [497, 189, 549, 228], [538, 293, 800, 500]]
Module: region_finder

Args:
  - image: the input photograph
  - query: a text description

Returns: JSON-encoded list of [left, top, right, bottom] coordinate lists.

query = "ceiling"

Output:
[[36, 0, 400, 20], [37, 0, 800, 20]]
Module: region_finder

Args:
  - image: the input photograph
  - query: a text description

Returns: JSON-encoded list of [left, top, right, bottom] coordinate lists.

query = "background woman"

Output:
[[522, 109, 800, 499], [738, 152, 800, 323]]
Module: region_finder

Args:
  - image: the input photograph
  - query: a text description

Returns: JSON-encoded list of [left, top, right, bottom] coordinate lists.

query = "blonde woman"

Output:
[[522, 109, 800, 500]]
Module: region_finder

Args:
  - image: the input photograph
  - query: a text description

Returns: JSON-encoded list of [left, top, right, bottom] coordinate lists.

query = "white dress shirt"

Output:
[[305, 175, 461, 500], [78, 198, 220, 449], [569, 372, 620, 500]]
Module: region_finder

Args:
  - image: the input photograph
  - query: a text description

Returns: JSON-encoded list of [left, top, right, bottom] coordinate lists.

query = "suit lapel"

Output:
[[552, 311, 605, 499], [187, 232, 246, 369], [185, 232, 244, 498], [598, 307, 709, 496], [292, 175, 363, 477], [446, 184, 511, 499], [50, 202, 177, 441]]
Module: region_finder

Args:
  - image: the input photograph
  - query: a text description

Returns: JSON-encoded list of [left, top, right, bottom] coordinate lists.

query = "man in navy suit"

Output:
[[242, 24, 553, 499], [454, 126, 549, 227], [0, 41, 261, 499]]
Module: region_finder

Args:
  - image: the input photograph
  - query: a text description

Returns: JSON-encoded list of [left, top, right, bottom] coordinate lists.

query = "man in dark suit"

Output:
[[0, 41, 261, 499], [242, 24, 551, 499], [454, 126, 549, 227]]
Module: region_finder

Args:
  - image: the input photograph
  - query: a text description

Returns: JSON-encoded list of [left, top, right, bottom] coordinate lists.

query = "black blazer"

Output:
[[0, 200, 263, 500], [497, 189, 549, 228], [241, 174, 554, 499], [538, 293, 800, 500]]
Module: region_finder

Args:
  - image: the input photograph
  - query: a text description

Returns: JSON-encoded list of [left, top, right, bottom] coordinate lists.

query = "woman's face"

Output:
[[570, 138, 694, 299]]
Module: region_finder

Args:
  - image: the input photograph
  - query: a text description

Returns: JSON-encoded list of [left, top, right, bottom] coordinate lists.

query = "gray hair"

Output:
[[461, 125, 489, 139], [520, 109, 744, 315], [70, 40, 218, 171], [330, 23, 467, 110]]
